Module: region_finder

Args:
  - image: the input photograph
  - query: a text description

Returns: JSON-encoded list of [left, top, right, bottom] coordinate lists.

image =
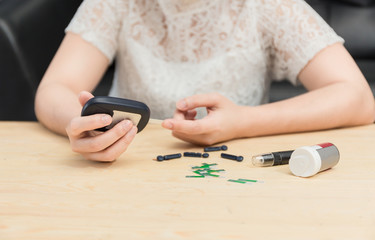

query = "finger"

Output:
[[162, 110, 196, 129], [71, 120, 133, 153], [82, 126, 138, 162], [173, 109, 186, 121], [78, 91, 94, 107], [173, 109, 197, 120], [167, 118, 214, 135], [184, 110, 197, 120], [171, 131, 203, 145], [171, 130, 218, 146], [67, 114, 112, 137], [176, 93, 223, 111]]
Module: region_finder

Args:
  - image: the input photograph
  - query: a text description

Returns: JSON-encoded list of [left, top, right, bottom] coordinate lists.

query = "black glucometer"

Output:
[[81, 96, 150, 133]]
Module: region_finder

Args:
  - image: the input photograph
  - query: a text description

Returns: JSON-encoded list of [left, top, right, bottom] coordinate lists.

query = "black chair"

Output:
[[0, 0, 82, 120]]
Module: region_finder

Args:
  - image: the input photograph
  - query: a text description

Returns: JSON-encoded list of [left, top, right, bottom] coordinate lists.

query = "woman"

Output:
[[35, 0, 375, 161]]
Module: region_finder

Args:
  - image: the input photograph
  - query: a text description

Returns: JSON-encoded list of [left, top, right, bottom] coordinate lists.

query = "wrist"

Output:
[[232, 105, 257, 139], [233, 104, 281, 139]]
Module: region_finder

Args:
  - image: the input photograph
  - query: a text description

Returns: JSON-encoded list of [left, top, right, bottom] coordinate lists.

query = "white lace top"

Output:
[[66, 0, 343, 119]]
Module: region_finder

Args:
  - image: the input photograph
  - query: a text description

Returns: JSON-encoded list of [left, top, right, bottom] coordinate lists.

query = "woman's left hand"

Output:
[[162, 93, 245, 145]]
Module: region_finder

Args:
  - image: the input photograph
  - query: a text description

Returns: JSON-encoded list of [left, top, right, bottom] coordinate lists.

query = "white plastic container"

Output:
[[289, 143, 340, 177]]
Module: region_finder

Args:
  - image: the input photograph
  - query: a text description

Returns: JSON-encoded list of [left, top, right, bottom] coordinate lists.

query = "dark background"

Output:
[[1, 0, 374, 121]]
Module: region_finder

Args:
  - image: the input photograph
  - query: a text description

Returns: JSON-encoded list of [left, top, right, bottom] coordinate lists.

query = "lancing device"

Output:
[[252, 150, 294, 167]]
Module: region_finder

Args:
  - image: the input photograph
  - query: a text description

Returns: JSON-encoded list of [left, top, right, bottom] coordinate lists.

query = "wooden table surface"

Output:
[[1, 120, 374, 240]]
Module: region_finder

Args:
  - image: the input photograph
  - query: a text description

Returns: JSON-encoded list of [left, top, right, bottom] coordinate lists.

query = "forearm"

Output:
[[35, 83, 82, 136], [34, 33, 110, 136], [236, 82, 375, 138]]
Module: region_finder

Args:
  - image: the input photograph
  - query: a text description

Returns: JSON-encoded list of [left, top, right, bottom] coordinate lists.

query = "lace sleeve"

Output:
[[65, 0, 127, 63], [257, 0, 344, 85]]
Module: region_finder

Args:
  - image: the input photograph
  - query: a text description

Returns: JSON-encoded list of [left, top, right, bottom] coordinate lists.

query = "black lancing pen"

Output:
[[251, 150, 294, 167]]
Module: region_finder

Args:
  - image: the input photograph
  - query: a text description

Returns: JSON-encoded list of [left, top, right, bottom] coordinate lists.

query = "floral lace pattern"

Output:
[[66, 0, 343, 119]]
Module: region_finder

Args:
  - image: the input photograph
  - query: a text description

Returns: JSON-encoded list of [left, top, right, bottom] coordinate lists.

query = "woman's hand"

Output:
[[65, 91, 138, 162], [162, 93, 245, 145]]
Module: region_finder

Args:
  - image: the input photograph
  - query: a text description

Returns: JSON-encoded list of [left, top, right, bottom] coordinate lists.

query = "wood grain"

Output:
[[0, 120, 374, 239]]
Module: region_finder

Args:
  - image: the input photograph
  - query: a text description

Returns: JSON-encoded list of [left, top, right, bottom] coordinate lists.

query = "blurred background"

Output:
[[1, 0, 374, 121]]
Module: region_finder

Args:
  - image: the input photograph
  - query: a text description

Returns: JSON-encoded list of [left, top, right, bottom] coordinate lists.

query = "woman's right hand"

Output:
[[65, 91, 138, 162]]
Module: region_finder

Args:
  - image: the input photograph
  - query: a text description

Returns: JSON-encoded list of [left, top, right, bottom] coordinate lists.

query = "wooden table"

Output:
[[1, 120, 374, 240]]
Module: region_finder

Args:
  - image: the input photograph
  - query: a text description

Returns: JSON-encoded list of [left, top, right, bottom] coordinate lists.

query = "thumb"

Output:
[[78, 91, 94, 107], [176, 93, 223, 111]]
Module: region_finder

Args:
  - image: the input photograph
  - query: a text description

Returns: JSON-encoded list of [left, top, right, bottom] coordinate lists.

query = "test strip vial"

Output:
[[289, 143, 340, 177]]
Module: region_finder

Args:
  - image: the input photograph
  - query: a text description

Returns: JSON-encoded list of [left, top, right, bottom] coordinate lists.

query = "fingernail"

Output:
[[131, 126, 138, 134], [164, 121, 173, 129], [122, 120, 131, 129], [127, 126, 137, 136], [177, 99, 187, 109]]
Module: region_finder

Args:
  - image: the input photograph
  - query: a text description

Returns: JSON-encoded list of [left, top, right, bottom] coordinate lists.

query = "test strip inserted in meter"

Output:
[[81, 96, 150, 133]]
